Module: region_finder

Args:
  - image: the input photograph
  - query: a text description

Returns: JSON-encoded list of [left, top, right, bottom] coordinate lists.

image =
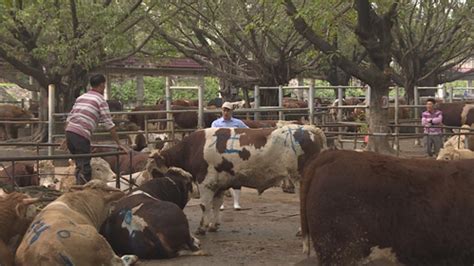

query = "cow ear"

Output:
[[104, 190, 125, 203], [22, 197, 40, 205]]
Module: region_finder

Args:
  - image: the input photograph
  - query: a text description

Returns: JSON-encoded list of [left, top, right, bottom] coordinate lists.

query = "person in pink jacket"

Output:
[[421, 98, 443, 157]]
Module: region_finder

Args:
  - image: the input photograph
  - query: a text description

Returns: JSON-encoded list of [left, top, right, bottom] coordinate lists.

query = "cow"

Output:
[[156, 98, 199, 107], [0, 163, 39, 187], [151, 124, 326, 234], [100, 167, 205, 259], [0, 105, 33, 140], [106, 100, 123, 112], [36, 160, 58, 189], [437, 101, 474, 127], [436, 146, 474, 160], [15, 180, 137, 266], [442, 124, 472, 150], [92, 147, 149, 175], [300, 149, 474, 265], [129, 104, 218, 130], [241, 119, 302, 129], [0, 192, 40, 266]]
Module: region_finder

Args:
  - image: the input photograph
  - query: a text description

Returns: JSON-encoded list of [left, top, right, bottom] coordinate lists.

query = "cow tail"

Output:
[[300, 161, 315, 256]]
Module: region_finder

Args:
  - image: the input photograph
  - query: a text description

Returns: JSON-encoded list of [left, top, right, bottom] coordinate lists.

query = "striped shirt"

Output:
[[65, 90, 115, 140]]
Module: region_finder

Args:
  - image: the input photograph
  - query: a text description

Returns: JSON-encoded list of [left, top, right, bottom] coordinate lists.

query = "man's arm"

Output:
[[432, 112, 443, 125], [109, 126, 130, 152]]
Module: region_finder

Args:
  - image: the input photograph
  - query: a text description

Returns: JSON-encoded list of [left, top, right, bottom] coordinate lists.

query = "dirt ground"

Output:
[[0, 138, 431, 265]]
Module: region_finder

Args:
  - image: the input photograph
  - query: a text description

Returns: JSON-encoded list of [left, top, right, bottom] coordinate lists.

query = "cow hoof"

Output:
[[195, 228, 207, 235], [295, 230, 302, 237], [208, 224, 219, 232], [121, 255, 138, 265]]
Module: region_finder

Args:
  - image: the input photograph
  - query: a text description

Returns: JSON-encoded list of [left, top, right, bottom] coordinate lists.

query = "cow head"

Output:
[[90, 157, 116, 182], [37, 160, 59, 189], [436, 147, 458, 160], [69, 180, 125, 227], [149, 150, 169, 175], [166, 167, 199, 200], [3, 192, 41, 234]]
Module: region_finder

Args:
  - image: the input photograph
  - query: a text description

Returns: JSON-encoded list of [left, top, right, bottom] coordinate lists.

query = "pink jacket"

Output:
[[421, 110, 443, 135]]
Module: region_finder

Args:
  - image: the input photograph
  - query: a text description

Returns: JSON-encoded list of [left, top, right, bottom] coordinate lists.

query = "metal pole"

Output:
[[198, 84, 204, 129], [165, 76, 173, 134], [129, 151, 133, 193], [395, 86, 400, 156], [337, 87, 344, 148], [308, 81, 315, 125], [48, 84, 55, 156], [278, 85, 283, 121], [254, 85, 260, 120], [449, 86, 454, 103], [414, 86, 420, 145]]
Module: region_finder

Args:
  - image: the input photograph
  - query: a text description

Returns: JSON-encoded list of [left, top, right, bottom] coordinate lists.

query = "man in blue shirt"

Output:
[[211, 101, 248, 210], [211, 102, 248, 128]]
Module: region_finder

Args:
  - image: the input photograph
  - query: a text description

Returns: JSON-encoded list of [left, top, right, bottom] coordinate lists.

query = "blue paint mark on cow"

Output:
[[224, 149, 241, 154], [28, 220, 50, 246], [57, 230, 71, 239], [58, 253, 74, 266], [124, 210, 133, 225]]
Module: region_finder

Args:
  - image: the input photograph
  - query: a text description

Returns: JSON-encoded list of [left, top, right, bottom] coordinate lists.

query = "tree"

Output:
[[392, 0, 474, 102], [149, 0, 318, 105], [284, 0, 398, 153], [0, 0, 155, 141]]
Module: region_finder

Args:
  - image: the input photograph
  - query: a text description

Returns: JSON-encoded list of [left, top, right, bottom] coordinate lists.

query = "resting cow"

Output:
[[436, 146, 474, 160], [0, 192, 39, 266], [300, 149, 474, 265], [101, 167, 204, 259], [15, 180, 137, 266], [151, 124, 326, 234], [0, 163, 39, 187]]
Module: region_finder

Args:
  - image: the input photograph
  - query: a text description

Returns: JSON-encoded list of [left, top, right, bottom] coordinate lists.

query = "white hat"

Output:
[[222, 102, 234, 110]]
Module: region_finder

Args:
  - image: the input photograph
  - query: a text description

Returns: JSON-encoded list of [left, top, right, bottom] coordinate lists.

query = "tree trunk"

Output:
[[366, 85, 393, 154], [404, 80, 416, 104]]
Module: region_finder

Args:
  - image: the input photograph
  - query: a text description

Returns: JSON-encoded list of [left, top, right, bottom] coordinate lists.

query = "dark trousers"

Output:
[[66, 131, 91, 185], [425, 134, 443, 157]]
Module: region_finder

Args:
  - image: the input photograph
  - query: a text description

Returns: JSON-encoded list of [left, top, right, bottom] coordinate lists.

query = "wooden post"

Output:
[[136, 75, 144, 106], [48, 84, 55, 156]]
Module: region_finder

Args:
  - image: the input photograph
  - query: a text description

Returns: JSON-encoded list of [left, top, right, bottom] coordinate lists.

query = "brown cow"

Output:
[[0, 163, 39, 187], [0, 192, 39, 266], [156, 98, 199, 107], [437, 101, 474, 127], [92, 147, 149, 175], [15, 180, 137, 266], [301, 149, 474, 265], [129, 104, 217, 130], [0, 105, 33, 140], [100, 167, 205, 259], [152, 125, 326, 234]]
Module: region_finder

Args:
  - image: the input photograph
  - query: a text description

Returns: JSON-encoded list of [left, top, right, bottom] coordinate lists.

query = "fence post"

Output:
[[395, 86, 400, 156], [337, 87, 344, 148], [308, 82, 315, 125], [165, 76, 173, 134], [198, 84, 204, 129], [449, 86, 454, 103], [48, 84, 55, 156], [278, 85, 283, 121], [414, 86, 421, 145], [254, 85, 260, 120]]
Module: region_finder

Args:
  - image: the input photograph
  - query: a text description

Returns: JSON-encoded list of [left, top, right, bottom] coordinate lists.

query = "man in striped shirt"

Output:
[[65, 74, 129, 184]]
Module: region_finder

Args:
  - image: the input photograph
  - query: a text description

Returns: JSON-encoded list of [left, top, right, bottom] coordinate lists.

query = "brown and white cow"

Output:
[[151, 124, 326, 234], [0, 192, 39, 266], [15, 180, 137, 266], [437, 101, 474, 127], [0, 163, 39, 187], [300, 149, 474, 265], [100, 167, 204, 259]]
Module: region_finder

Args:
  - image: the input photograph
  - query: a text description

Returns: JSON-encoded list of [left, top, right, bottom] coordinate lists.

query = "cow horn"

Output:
[[22, 197, 40, 205]]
